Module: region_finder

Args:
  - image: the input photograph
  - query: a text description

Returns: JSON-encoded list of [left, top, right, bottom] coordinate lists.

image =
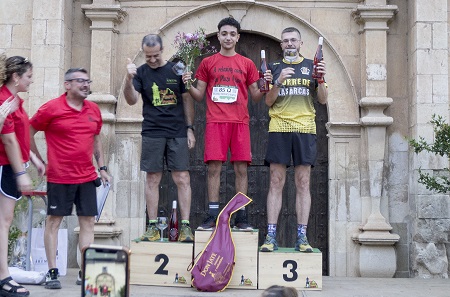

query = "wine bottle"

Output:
[[259, 50, 270, 93], [169, 200, 178, 241], [312, 37, 324, 79]]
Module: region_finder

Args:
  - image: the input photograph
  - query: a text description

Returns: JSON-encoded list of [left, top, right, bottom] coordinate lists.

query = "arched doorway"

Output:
[[159, 32, 329, 275], [117, 1, 360, 277]]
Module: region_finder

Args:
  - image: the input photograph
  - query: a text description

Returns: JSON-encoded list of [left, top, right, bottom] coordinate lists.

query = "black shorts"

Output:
[[140, 137, 189, 172], [47, 180, 98, 216], [0, 165, 21, 200], [265, 132, 317, 167]]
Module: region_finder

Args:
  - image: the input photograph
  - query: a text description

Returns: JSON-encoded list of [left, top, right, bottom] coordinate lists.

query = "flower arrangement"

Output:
[[172, 28, 216, 88]]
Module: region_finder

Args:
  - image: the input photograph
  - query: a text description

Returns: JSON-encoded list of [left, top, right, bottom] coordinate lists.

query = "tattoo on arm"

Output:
[[94, 150, 100, 163]]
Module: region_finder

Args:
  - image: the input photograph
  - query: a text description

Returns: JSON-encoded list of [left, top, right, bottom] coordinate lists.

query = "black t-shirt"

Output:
[[133, 61, 187, 138]]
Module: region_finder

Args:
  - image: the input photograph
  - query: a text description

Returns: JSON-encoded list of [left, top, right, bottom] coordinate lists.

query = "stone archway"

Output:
[[114, 1, 361, 276]]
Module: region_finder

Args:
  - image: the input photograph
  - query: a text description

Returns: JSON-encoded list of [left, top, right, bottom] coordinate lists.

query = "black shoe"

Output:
[[45, 268, 61, 289], [75, 270, 82, 285], [233, 210, 253, 231], [197, 215, 216, 230]]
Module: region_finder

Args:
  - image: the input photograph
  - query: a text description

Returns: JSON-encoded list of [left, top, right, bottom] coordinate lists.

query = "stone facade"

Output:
[[1, 0, 449, 278]]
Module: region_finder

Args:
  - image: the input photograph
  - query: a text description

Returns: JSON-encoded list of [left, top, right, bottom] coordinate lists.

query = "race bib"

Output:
[[211, 86, 238, 103]]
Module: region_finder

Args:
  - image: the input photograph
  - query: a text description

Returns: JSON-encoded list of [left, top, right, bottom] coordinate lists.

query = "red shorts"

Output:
[[204, 122, 251, 163]]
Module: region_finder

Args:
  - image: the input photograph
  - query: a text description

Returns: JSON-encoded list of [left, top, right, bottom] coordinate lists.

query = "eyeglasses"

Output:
[[66, 78, 92, 84], [282, 38, 300, 44]]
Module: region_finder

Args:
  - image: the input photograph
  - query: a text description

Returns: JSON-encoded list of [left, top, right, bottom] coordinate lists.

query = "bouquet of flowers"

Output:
[[172, 28, 216, 89]]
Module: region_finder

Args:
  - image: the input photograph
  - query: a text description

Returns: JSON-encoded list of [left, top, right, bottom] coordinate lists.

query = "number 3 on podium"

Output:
[[283, 260, 298, 281]]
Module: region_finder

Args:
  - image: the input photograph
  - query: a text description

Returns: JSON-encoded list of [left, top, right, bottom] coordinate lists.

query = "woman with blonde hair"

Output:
[[0, 54, 45, 297]]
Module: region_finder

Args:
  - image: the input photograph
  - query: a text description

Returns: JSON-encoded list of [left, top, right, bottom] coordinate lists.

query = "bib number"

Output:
[[212, 86, 238, 103]]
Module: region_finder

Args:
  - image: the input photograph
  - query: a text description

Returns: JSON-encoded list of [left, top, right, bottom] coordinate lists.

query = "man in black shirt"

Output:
[[123, 34, 195, 242]]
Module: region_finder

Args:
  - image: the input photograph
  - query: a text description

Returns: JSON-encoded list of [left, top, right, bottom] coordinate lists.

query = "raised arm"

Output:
[[123, 58, 139, 106]]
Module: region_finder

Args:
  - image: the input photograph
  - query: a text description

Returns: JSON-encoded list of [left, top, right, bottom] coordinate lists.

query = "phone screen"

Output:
[[82, 245, 129, 297]]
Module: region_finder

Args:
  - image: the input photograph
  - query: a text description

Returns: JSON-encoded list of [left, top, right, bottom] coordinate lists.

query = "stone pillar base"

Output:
[[359, 245, 396, 277]]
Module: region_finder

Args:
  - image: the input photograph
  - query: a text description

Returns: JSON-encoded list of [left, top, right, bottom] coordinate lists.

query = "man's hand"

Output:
[[187, 129, 196, 150], [126, 58, 137, 79], [277, 67, 295, 84], [0, 95, 19, 122], [264, 69, 273, 84], [99, 170, 112, 186], [316, 60, 327, 77], [182, 71, 193, 85], [35, 160, 46, 177]]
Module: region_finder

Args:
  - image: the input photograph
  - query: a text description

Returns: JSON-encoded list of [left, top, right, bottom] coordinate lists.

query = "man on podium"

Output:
[[260, 27, 328, 253]]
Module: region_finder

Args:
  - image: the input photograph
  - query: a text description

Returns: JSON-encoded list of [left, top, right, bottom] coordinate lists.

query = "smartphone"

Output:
[[82, 244, 130, 297]]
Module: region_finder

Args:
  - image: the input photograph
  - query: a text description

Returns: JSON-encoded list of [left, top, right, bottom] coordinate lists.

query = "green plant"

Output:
[[409, 114, 450, 193]]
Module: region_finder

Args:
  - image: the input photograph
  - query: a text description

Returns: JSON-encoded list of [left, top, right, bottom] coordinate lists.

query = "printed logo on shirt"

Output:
[[151, 82, 177, 106], [301, 67, 310, 75], [50, 205, 57, 209], [166, 78, 178, 85]]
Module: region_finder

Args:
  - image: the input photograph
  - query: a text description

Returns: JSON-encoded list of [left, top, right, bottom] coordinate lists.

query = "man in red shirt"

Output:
[[184, 17, 271, 230], [30, 68, 111, 289]]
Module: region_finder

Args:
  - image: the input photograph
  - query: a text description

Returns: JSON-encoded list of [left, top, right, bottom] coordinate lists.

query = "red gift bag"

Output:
[[190, 192, 252, 292]]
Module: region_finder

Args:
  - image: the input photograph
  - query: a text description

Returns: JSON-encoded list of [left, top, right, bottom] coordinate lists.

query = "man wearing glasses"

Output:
[[260, 27, 328, 253], [29, 68, 111, 289]]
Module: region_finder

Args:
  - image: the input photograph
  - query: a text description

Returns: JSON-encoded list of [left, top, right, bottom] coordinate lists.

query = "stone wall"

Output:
[[407, 0, 450, 278]]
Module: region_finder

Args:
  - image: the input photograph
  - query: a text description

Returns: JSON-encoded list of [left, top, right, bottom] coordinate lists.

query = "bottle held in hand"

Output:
[[259, 50, 270, 93], [312, 37, 324, 79], [169, 200, 179, 241]]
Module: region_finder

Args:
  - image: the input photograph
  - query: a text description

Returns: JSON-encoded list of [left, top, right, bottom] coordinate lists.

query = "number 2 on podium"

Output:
[[155, 254, 169, 275]]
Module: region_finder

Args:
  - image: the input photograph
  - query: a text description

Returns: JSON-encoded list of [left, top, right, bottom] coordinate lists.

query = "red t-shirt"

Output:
[[29, 94, 102, 184], [0, 85, 30, 165], [195, 53, 259, 124]]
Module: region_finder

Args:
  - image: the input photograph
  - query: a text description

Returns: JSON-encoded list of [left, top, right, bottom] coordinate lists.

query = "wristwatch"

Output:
[[274, 79, 284, 88], [186, 125, 195, 131], [98, 166, 108, 172]]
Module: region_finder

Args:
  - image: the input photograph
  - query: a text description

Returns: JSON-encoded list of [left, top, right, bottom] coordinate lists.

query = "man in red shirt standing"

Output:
[[184, 17, 271, 230], [30, 68, 111, 289]]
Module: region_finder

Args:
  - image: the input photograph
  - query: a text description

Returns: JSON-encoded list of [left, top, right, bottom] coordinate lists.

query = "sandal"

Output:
[[0, 276, 29, 297]]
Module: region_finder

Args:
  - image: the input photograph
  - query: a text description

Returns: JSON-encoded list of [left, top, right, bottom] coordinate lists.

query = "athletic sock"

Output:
[[267, 224, 277, 237], [208, 202, 220, 217], [297, 224, 307, 238]]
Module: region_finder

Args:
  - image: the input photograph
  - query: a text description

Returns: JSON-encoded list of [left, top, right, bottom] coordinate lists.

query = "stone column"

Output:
[[351, 3, 400, 277], [77, 2, 126, 257]]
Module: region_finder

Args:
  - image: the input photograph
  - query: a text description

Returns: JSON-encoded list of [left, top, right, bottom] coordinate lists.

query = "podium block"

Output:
[[258, 248, 322, 290], [194, 229, 258, 290], [130, 240, 193, 287]]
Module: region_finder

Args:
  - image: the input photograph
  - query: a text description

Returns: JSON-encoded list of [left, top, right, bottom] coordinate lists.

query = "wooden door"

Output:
[[158, 33, 329, 275]]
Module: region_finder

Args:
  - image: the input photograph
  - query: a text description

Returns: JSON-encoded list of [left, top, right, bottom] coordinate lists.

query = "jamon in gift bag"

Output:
[[190, 192, 252, 292]]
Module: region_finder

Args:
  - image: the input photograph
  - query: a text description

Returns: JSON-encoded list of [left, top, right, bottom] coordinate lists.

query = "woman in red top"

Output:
[[0, 55, 44, 297]]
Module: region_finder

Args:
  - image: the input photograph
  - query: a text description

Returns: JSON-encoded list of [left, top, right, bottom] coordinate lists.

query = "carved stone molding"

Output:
[[82, 4, 127, 32], [352, 5, 398, 32]]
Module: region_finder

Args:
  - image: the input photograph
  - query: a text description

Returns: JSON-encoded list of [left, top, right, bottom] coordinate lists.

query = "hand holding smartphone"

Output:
[[82, 244, 130, 297]]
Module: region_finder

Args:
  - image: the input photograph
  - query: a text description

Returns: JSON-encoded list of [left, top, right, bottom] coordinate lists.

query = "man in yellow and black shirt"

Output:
[[260, 27, 328, 253]]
